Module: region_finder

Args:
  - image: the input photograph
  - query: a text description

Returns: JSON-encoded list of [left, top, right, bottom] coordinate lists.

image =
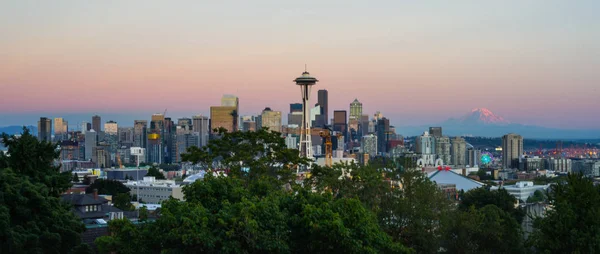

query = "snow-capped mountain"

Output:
[[459, 108, 510, 125], [396, 108, 600, 139]]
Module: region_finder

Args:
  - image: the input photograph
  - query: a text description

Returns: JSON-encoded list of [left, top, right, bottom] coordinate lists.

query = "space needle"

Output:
[[293, 67, 318, 163]]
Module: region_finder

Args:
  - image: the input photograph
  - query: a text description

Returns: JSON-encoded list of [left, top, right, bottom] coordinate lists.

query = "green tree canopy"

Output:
[[443, 204, 525, 254], [529, 174, 600, 253], [85, 178, 131, 196], [460, 187, 525, 223], [0, 128, 85, 253], [145, 166, 166, 180]]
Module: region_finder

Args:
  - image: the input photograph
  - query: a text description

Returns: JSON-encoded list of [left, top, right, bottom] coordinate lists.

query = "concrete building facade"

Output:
[[502, 133, 523, 169]]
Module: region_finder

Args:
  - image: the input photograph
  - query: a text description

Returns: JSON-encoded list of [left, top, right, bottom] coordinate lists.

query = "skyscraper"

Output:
[[349, 99, 362, 120], [37, 117, 52, 142], [429, 127, 443, 138], [361, 134, 378, 156], [104, 121, 118, 135], [451, 137, 467, 167], [133, 120, 148, 150], [221, 94, 239, 108], [81, 121, 91, 134], [177, 118, 192, 130], [192, 115, 210, 147], [92, 115, 101, 132], [333, 110, 348, 143], [502, 133, 523, 169], [259, 107, 282, 132], [376, 117, 390, 154], [434, 136, 451, 165], [290, 103, 303, 113], [53, 117, 68, 141], [317, 90, 328, 126], [84, 130, 97, 161], [210, 106, 238, 133]]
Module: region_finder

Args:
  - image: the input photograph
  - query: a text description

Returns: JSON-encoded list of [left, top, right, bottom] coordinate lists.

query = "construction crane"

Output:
[[116, 152, 124, 169], [320, 129, 333, 167]]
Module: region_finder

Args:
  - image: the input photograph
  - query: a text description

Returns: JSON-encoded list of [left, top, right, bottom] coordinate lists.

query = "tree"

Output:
[[380, 169, 453, 253], [182, 128, 309, 185], [72, 173, 80, 183], [526, 190, 546, 203], [86, 178, 131, 196], [529, 174, 600, 252], [0, 128, 85, 253], [460, 187, 525, 223], [443, 205, 525, 253], [113, 193, 135, 211], [145, 166, 165, 180], [139, 206, 149, 222]]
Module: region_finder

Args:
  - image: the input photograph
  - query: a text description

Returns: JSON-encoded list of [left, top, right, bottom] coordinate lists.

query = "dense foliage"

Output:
[[145, 166, 166, 180], [529, 174, 600, 252], [86, 179, 131, 196], [0, 128, 88, 253]]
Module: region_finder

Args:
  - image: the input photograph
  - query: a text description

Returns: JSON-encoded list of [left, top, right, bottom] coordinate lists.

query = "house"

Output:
[[61, 190, 125, 224]]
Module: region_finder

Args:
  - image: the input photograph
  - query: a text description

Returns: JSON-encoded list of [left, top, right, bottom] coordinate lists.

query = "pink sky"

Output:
[[1, 1, 599, 129]]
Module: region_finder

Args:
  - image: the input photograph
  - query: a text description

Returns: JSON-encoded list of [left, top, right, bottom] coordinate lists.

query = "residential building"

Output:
[[519, 156, 544, 171], [361, 134, 377, 156], [61, 191, 124, 222], [502, 133, 523, 169], [546, 158, 571, 173], [467, 148, 481, 167], [572, 159, 600, 177], [117, 127, 134, 147], [452, 137, 467, 167], [124, 177, 184, 204], [37, 117, 52, 142], [285, 134, 298, 149], [435, 136, 451, 165]]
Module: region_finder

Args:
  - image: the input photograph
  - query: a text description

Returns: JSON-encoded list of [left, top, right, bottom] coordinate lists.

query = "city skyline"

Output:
[[1, 1, 599, 129]]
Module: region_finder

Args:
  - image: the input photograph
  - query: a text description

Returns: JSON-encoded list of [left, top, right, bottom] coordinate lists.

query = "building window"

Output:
[[85, 206, 89, 212]]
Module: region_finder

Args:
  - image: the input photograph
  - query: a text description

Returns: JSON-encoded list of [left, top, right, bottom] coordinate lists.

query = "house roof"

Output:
[[61, 193, 107, 206], [428, 169, 484, 192]]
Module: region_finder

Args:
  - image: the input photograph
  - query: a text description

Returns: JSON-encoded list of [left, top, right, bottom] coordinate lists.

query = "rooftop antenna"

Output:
[[305, 64, 307, 72]]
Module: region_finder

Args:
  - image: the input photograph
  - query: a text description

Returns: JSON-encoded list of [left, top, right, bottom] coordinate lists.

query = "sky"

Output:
[[1, 0, 599, 129]]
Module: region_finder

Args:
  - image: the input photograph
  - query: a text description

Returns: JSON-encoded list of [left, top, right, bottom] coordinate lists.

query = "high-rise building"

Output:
[[133, 120, 148, 151], [361, 134, 378, 156], [349, 99, 362, 120], [434, 136, 451, 165], [502, 133, 523, 169], [92, 115, 101, 132], [210, 106, 238, 133], [310, 105, 323, 128], [177, 118, 192, 130], [118, 127, 134, 147], [333, 110, 347, 144], [192, 115, 209, 147], [164, 117, 176, 164], [259, 107, 282, 132], [317, 90, 328, 126], [104, 121, 118, 135], [360, 115, 370, 136], [415, 131, 435, 155], [429, 127, 443, 138], [467, 148, 481, 167], [81, 121, 91, 134], [221, 94, 239, 108], [37, 117, 52, 142], [84, 130, 97, 161], [451, 137, 467, 167], [285, 134, 298, 149], [376, 117, 390, 154], [290, 103, 303, 113], [53, 117, 68, 141], [288, 112, 303, 126]]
